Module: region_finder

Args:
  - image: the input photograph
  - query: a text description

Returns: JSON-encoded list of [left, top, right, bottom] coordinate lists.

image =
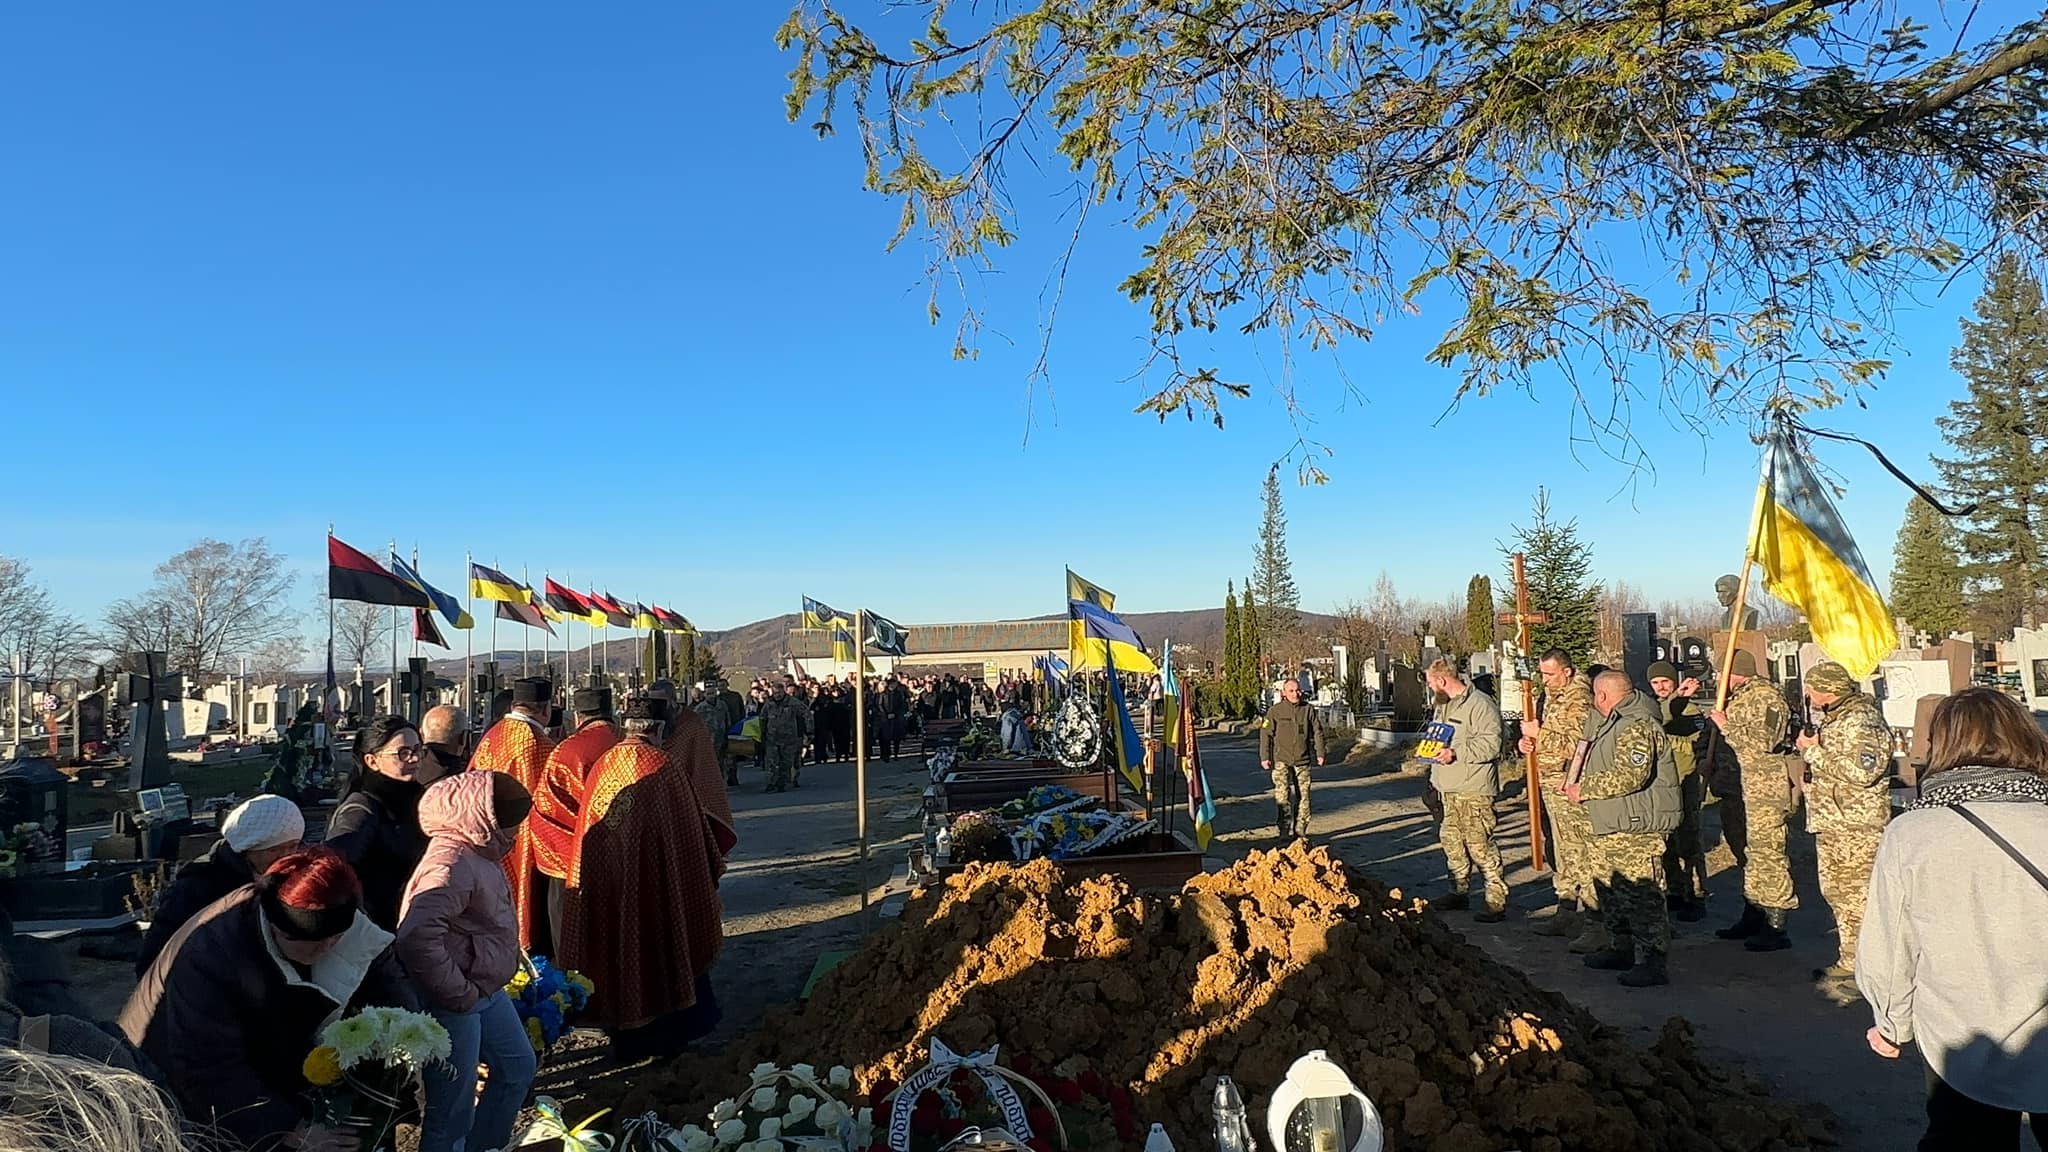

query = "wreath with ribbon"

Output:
[[1049, 693, 1101, 770], [880, 1041, 1066, 1152]]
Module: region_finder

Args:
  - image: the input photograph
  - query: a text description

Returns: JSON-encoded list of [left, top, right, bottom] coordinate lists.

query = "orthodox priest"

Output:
[[472, 676, 556, 946], [648, 680, 737, 860], [522, 685, 620, 952], [560, 696, 725, 1062]]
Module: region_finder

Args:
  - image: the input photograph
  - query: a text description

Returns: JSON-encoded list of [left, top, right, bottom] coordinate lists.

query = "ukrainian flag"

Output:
[[1103, 641, 1148, 796], [469, 562, 528, 604], [802, 596, 850, 630], [1159, 638, 1181, 748], [390, 554, 473, 629], [1066, 569, 1115, 611], [1749, 428, 1897, 678], [1068, 599, 1158, 675]]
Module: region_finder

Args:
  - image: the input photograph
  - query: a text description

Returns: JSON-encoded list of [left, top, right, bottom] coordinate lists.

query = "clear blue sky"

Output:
[[0, 4, 1976, 642]]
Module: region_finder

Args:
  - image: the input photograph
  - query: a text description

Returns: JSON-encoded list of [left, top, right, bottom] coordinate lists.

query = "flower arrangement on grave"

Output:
[[1011, 809, 1128, 861], [301, 1006, 452, 1149], [958, 728, 995, 760], [997, 786, 1089, 821], [863, 1042, 1137, 1152], [946, 811, 1012, 865], [507, 955, 596, 1052], [0, 821, 60, 877], [619, 1062, 874, 1152]]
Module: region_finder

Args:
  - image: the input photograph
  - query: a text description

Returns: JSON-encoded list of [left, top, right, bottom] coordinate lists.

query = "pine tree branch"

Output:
[[1848, 31, 2048, 137]]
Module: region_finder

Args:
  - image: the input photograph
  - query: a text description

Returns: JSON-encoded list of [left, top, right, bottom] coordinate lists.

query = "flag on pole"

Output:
[[328, 536, 430, 607], [390, 554, 473, 629], [495, 598, 557, 635], [1069, 599, 1159, 674], [802, 597, 851, 629], [1066, 569, 1115, 611], [1180, 692, 1216, 850], [544, 579, 604, 625], [1103, 640, 1148, 795], [630, 603, 659, 630], [468, 563, 528, 604], [831, 627, 856, 664], [651, 606, 692, 632], [1159, 637, 1182, 747], [1750, 428, 1898, 678], [864, 611, 909, 657], [587, 591, 632, 629], [412, 608, 449, 648]]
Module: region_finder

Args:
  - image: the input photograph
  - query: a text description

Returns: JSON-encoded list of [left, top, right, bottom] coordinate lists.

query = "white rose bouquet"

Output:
[[618, 1061, 875, 1152]]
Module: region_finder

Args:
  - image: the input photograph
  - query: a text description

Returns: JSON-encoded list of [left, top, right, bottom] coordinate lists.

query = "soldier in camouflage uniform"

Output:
[[1648, 661, 1709, 922], [1518, 650, 1599, 943], [759, 679, 812, 793], [1707, 649, 1797, 950], [695, 678, 738, 786], [1796, 661, 1894, 1002], [1575, 670, 1684, 987]]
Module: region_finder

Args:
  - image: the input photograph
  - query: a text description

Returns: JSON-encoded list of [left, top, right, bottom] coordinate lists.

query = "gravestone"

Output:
[[1877, 658, 1953, 730], [121, 651, 178, 792], [1388, 663, 1430, 728], [1621, 612, 1658, 691]]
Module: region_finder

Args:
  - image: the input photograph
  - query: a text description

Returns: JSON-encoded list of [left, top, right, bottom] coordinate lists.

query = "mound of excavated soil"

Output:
[[579, 844, 1830, 1152]]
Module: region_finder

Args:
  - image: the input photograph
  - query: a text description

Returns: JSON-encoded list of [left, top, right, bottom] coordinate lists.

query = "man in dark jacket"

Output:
[[135, 794, 305, 975], [1259, 679, 1328, 840]]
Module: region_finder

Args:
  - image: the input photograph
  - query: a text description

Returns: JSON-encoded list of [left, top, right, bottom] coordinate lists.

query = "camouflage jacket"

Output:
[[1803, 690, 1894, 834], [1535, 673, 1593, 776], [760, 695, 811, 743], [1720, 679, 1787, 770], [694, 694, 733, 746], [1657, 694, 1702, 778]]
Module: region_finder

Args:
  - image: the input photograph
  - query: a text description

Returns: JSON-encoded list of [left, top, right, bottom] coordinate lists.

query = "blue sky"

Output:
[[0, 4, 1975, 642]]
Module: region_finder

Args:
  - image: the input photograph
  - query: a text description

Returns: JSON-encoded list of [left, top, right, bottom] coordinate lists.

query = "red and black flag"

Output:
[[544, 578, 603, 626], [328, 535, 429, 608], [495, 598, 556, 635], [651, 605, 693, 632], [413, 608, 449, 648], [587, 590, 632, 628]]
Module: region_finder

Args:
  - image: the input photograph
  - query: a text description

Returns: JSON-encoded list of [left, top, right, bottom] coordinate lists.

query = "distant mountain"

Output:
[[415, 606, 1339, 681]]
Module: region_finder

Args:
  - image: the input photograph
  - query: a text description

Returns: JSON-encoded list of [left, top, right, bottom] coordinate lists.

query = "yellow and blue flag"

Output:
[[1750, 429, 1898, 678], [390, 553, 473, 630], [1066, 569, 1115, 611], [831, 626, 856, 664], [802, 596, 850, 630], [1103, 641, 1148, 796], [1180, 692, 1216, 851], [468, 562, 528, 605], [1159, 637, 1181, 747], [1069, 599, 1159, 675]]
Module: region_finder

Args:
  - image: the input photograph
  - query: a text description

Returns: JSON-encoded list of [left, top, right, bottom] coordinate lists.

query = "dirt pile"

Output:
[[584, 843, 1829, 1152]]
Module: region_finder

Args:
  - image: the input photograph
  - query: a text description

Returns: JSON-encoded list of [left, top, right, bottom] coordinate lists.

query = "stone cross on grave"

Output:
[[1496, 554, 1551, 871], [123, 651, 179, 793]]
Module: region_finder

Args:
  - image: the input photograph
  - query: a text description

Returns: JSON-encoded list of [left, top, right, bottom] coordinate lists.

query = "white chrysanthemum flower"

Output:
[[828, 1065, 854, 1090], [682, 1131, 717, 1152], [790, 1063, 817, 1082], [813, 1101, 850, 1132], [387, 1014, 452, 1067], [760, 1117, 783, 1139], [785, 1095, 816, 1122], [711, 1099, 740, 1125], [749, 1086, 778, 1113], [321, 1016, 378, 1068], [853, 1107, 876, 1147], [715, 1118, 747, 1145]]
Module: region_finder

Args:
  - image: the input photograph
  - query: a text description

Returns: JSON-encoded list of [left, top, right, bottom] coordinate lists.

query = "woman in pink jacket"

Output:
[[397, 770, 538, 1152]]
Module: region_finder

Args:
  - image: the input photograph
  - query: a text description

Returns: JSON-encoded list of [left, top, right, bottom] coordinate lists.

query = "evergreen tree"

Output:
[[1502, 489, 1601, 661], [689, 644, 726, 685], [1935, 253, 2048, 633], [1252, 467, 1301, 654], [1241, 579, 1264, 698], [1222, 583, 1247, 716], [1465, 575, 1496, 652], [1890, 496, 1968, 640]]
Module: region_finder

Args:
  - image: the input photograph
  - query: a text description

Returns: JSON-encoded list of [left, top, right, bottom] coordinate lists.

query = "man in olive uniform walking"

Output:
[[695, 678, 738, 786], [1708, 649, 1796, 950], [1519, 649, 1597, 942], [1575, 670, 1683, 987], [1648, 661, 1709, 921], [759, 679, 811, 793], [1796, 661, 1894, 1003], [1259, 678, 1326, 840], [1423, 659, 1508, 922]]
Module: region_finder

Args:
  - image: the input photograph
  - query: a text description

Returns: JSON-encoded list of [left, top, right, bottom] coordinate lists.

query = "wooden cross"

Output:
[[1498, 554, 1551, 871]]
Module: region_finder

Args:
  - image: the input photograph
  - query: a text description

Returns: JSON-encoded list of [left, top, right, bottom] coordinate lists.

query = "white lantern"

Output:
[[1265, 1051, 1384, 1152]]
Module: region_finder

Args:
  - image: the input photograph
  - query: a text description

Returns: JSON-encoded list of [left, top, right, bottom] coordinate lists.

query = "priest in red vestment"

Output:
[[522, 685, 619, 952], [560, 695, 724, 1062], [470, 676, 556, 950], [648, 681, 737, 860]]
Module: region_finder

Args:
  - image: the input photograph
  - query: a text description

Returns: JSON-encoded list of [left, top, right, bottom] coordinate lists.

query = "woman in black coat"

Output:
[[322, 715, 428, 932]]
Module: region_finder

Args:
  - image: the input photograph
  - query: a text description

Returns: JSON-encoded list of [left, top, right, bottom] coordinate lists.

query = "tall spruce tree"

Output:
[[1222, 582, 1248, 716], [1252, 467, 1301, 654], [1242, 579, 1264, 692], [1890, 496, 1968, 640], [1935, 253, 2048, 633], [1466, 575, 1496, 653], [1502, 489, 1600, 661]]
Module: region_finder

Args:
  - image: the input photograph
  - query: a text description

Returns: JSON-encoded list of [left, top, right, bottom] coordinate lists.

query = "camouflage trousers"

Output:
[[1270, 761, 1313, 839], [1661, 773, 1709, 902], [764, 740, 802, 789], [1540, 777, 1600, 910], [1439, 791, 1507, 909], [1593, 831, 1669, 953], [1735, 757, 1800, 911], [1815, 827, 1883, 971]]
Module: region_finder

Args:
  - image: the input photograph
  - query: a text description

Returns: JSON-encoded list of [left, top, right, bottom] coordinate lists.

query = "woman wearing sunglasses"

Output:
[[325, 715, 431, 932]]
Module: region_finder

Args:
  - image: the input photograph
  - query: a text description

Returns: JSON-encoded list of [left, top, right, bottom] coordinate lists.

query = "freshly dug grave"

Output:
[[578, 843, 1829, 1152]]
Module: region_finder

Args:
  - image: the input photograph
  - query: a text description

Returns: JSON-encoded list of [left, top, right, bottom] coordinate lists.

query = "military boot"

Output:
[[1431, 890, 1471, 912], [1617, 948, 1670, 987], [1745, 907, 1792, 952], [1567, 917, 1611, 955], [1533, 899, 1580, 937], [1582, 935, 1636, 971], [1716, 902, 1765, 941]]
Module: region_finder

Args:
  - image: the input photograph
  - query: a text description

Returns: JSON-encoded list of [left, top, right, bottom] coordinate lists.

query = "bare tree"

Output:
[[103, 539, 300, 680], [0, 556, 96, 680], [326, 596, 388, 673]]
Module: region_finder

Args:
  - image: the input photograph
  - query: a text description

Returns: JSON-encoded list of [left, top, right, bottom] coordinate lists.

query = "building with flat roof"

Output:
[[785, 619, 1067, 680]]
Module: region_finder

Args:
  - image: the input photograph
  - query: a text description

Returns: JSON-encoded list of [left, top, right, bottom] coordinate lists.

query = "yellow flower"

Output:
[[569, 974, 595, 995], [302, 1046, 344, 1088], [508, 969, 533, 993]]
